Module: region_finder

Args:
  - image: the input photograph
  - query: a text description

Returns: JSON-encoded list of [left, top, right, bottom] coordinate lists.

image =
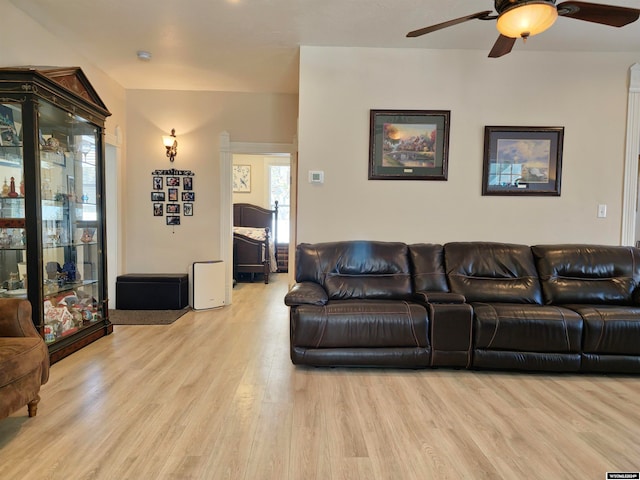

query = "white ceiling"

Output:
[[11, 0, 640, 94]]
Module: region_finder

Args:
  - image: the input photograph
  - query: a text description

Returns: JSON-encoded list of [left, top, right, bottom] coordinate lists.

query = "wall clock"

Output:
[[233, 165, 251, 193]]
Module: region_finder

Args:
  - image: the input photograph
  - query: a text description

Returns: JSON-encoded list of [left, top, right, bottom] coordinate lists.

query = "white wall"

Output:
[[298, 46, 639, 246], [125, 90, 297, 274], [1, 0, 126, 143], [232, 154, 268, 207]]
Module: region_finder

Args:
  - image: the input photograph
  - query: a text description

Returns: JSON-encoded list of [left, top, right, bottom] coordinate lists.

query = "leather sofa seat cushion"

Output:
[[568, 305, 640, 355], [532, 244, 640, 305], [445, 242, 542, 304], [408, 243, 448, 292], [473, 303, 583, 352], [0, 337, 47, 388], [295, 241, 412, 300], [291, 300, 428, 348]]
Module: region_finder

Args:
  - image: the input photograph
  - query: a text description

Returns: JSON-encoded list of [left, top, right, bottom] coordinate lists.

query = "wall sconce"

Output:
[[162, 128, 178, 162]]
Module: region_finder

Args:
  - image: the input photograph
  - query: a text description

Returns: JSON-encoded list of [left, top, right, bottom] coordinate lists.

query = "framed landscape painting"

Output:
[[482, 126, 564, 196], [369, 109, 450, 180]]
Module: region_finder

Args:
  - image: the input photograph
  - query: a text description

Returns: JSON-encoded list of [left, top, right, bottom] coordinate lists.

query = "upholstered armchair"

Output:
[[0, 299, 50, 420]]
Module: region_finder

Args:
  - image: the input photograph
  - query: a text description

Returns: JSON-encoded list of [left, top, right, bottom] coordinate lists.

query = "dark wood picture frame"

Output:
[[151, 191, 165, 202], [482, 126, 564, 196], [166, 203, 180, 214], [369, 109, 450, 181]]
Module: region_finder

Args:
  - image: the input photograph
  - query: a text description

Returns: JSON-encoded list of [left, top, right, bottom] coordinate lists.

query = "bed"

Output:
[[233, 202, 278, 284]]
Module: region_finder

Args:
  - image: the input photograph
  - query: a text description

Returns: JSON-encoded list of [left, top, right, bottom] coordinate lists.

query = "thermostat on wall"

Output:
[[309, 170, 324, 184]]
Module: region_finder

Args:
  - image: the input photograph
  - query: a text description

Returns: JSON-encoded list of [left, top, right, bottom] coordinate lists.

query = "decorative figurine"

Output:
[[8, 177, 18, 197]]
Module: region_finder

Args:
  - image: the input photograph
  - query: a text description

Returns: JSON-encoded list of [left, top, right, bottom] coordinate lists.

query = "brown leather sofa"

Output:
[[0, 299, 50, 420], [285, 240, 640, 373]]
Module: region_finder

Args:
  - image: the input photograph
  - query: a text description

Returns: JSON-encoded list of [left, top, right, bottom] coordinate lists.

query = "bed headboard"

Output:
[[233, 202, 278, 232]]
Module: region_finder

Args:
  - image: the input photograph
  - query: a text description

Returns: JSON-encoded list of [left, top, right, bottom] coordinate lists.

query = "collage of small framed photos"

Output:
[[151, 168, 195, 226]]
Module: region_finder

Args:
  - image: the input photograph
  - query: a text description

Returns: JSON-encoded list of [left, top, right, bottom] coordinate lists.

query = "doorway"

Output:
[[219, 133, 297, 305], [231, 153, 291, 274]]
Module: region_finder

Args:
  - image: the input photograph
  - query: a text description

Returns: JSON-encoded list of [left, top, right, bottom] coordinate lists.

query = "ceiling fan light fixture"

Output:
[[496, 1, 558, 39]]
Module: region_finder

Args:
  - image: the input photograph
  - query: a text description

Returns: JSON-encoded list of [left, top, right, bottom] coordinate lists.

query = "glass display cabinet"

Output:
[[0, 66, 112, 363]]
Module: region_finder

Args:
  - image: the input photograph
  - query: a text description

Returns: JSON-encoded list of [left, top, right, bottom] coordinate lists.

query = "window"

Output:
[[75, 135, 97, 221], [269, 164, 289, 244]]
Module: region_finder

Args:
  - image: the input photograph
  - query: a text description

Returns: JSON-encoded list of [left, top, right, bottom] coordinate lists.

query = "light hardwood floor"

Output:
[[1, 273, 640, 479]]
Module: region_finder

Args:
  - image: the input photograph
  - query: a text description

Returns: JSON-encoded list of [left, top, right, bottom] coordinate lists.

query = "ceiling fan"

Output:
[[406, 0, 640, 58]]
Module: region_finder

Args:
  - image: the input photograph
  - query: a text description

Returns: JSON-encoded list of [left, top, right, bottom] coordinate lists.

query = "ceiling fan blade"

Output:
[[488, 35, 516, 58], [557, 1, 640, 27], [407, 10, 493, 37]]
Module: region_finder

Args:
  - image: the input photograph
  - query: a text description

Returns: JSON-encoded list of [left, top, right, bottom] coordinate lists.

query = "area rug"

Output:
[[108, 307, 190, 325]]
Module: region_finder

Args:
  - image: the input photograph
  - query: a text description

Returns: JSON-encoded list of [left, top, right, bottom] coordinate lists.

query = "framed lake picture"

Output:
[[482, 126, 564, 196], [369, 109, 450, 181]]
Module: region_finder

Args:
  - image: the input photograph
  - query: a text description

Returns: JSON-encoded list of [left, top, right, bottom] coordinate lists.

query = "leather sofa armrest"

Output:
[[0, 299, 40, 338], [414, 291, 466, 304], [285, 282, 329, 306]]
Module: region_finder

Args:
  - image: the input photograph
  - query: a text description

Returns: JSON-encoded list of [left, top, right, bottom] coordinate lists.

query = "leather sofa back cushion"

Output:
[[408, 243, 449, 292], [295, 241, 412, 299], [445, 242, 542, 304], [532, 245, 640, 305]]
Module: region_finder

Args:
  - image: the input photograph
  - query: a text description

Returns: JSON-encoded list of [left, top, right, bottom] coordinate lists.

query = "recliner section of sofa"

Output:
[[445, 242, 583, 372], [287, 241, 431, 367], [285, 240, 640, 373], [533, 244, 640, 373]]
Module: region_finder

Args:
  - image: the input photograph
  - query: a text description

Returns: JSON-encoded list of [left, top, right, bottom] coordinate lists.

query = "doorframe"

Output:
[[622, 62, 640, 246], [105, 127, 123, 310], [219, 132, 297, 305]]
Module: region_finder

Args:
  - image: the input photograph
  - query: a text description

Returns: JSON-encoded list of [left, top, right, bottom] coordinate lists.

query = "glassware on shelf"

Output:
[[0, 229, 11, 248]]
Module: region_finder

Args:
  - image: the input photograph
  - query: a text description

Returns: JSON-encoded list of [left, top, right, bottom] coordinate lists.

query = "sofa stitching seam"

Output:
[[484, 303, 500, 349], [315, 305, 328, 348], [594, 307, 606, 351], [403, 301, 420, 347], [557, 306, 570, 351]]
